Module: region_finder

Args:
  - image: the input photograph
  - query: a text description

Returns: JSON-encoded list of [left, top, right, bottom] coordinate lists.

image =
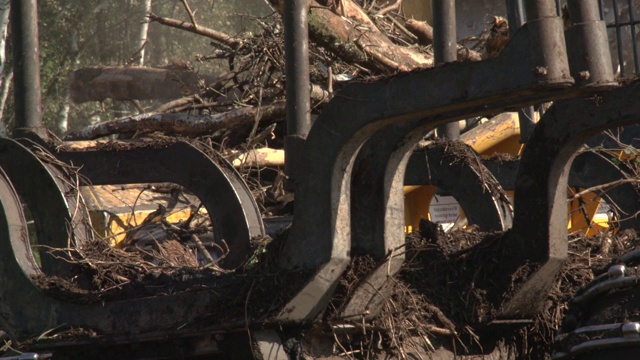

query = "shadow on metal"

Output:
[[55, 140, 265, 269]]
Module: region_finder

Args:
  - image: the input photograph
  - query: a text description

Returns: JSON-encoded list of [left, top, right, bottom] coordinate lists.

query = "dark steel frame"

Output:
[[2, 0, 640, 357], [55, 141, 265, 269], [599, 0, 640, 76]]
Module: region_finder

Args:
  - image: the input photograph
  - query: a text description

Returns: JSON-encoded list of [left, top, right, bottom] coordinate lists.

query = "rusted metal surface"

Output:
[[0, 0, 635, 353], [346, 138, 512, 319], [0, 189, 245, 342], [404, 149, 640, 233], [55, 141, 264, 269], [281, 0, 622, 324]]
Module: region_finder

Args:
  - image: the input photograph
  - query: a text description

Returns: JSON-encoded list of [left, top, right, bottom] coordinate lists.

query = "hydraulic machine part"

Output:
[[348, 138, 512, 318], [499, 81, 640, 319], [403, 113, 523, 233], [282, 0, 615, 325], [553, 248, 640, 359], [403, 115, 640, 237], [2, 0, 639, 358]]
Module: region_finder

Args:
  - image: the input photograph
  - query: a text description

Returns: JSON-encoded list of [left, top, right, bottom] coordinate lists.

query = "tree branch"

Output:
[[375, 0, 403, 16], [405, 19, 433, 46], [148, 13, 241, 49], [64, 102, 286, 140], [570, 178, 640, 201], [180, 0, 198, 28]]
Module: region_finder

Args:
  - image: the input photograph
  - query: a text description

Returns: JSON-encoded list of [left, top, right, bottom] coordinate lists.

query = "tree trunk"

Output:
[[63, 101, 286, 140], [69, 66, 220, 103], [268, 0, 434, 72], [0, 0, 9, 79], [0, 71, 11, 137], [57, 30, 80, 135], [0, 0, 10, 136], [95, 4, 109, 63], [137, 0, 152, 66]]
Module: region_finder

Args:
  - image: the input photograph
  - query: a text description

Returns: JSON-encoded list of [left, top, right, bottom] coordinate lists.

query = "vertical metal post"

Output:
[[525, 0, 558, 19], [507, 0, 537, 143], [10, 0, 46, 138], [432, 0, 460, 140], [506, 0, 526, 36], [283, 0, 311, 181], [565, 0, 616, 87], [627, 0, 640, 74]]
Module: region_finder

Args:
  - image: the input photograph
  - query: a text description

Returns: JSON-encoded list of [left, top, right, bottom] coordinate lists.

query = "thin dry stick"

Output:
[[569, 178, 640, 201], [148, 13, 241, 49], [375, 0, 403, 16], [192, 234, 215, 265], [180, 0, 198, 28]]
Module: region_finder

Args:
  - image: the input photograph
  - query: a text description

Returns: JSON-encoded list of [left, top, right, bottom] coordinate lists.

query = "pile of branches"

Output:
[[64, 0, 509, 145], [310, 224, 640, 359]]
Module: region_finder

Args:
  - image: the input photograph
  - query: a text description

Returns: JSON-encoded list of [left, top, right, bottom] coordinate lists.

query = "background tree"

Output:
[[0, 0, 271, 135]]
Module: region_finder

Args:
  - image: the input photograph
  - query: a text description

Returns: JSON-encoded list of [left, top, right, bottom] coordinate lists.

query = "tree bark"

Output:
[[305, 0, 433, 71], [69, 66, 221, 103], [148, 13, 241, 49], [137, 0, 153, 66], [0, 0, 9, 80], [405, 19, 433, 46], [64, 102, 286, 140], [57, 30, 80, 135], [0, 0, 9, 136], [0, 71, 11, 136]]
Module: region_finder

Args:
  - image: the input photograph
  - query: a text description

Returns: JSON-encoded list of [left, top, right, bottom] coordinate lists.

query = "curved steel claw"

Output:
[[343, 133, 513, 319], [0, 138, 93, 278], [55, 140, 265, 269], [502, 81, 640, 318], [279, 13, 578, 323]]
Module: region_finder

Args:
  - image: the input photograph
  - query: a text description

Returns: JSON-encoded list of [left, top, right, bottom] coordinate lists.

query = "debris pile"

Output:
[[3, 1, 639, 359]]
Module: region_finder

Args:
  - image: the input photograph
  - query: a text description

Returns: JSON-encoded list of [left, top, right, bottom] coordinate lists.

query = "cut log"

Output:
[[69, 66, 221, 103], [226, 147, 285, 168], [267, 0, 433, 72], [63, 102, 286, 140]]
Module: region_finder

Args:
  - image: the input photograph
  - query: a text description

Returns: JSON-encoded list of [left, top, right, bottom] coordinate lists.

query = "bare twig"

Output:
[[570, 178, 640, 201], [375, 0, 403, 16], [192, 234, 216, 265], [148, 13, 241, 49], [180, 0, 198, 28]]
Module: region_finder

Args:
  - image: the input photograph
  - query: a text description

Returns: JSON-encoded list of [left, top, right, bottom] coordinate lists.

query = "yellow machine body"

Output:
[[403, 113, 611, 235]]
